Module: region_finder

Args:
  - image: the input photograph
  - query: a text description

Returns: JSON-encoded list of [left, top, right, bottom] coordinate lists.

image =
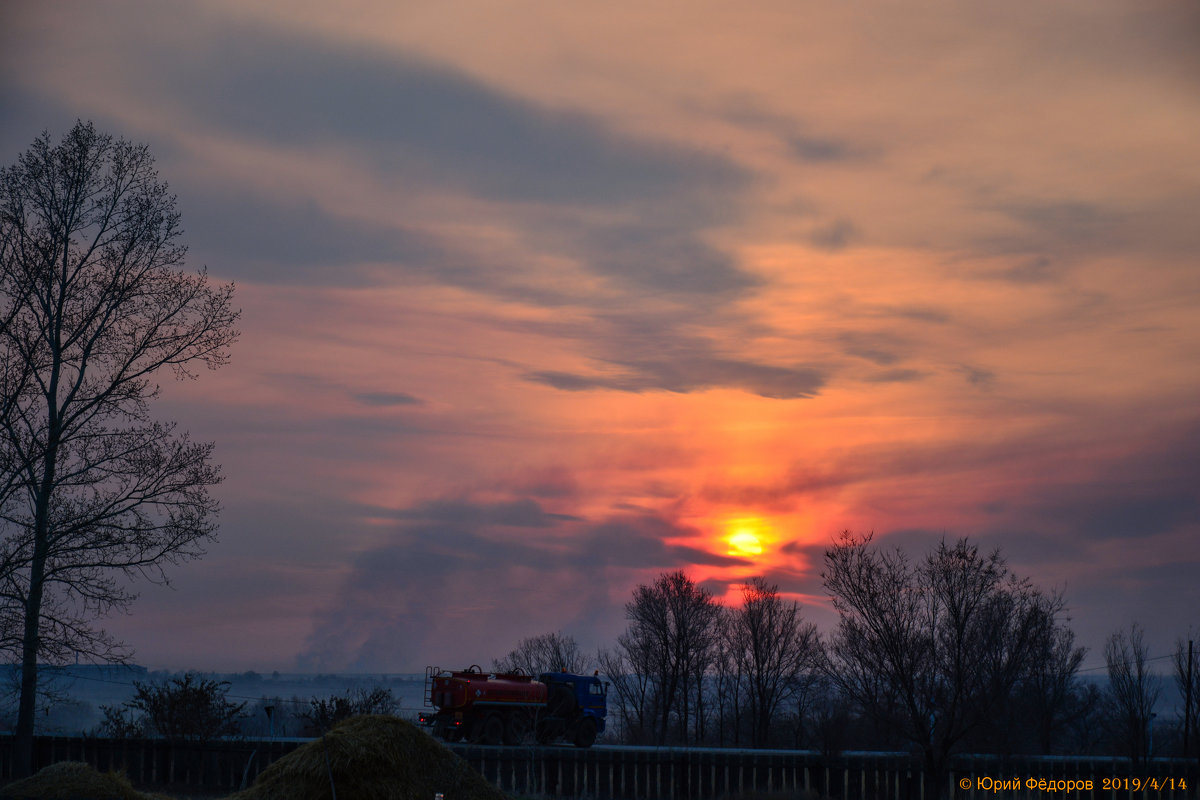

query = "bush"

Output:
[[98, 672, 246, 743], [298, 686, 396, 735]]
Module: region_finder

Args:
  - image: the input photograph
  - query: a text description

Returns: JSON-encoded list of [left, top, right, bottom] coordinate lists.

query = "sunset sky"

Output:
[[2, 1, 1198, 675]]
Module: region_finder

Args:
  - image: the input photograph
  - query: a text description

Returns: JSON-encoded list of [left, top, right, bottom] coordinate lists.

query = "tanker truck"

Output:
[[422, 665, 607, 747]]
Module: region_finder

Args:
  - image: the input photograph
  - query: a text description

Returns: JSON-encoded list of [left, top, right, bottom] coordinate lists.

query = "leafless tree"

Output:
[[0, 121, 239, 774], [299, 686, 397, 735], [823, 533, 1060, 798], [597, 638, 655, 744], [1105, 623, 1161, 766], [1174, 638, 1198, 764], [709, 608, 744, 746], [493, 630, 587, 676], [792, 667, 854, 755], [1022, 621, 1087, 754], [605, 570, 719, 745], [727, 576, 819, 747]]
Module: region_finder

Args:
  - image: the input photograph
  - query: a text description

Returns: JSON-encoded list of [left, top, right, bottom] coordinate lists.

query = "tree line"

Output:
[[493, 533, 1197, 782]]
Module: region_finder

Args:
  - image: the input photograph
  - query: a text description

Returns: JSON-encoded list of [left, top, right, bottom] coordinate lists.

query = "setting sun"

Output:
[[728, 529, 763, 556], [724, 517, 772, 558]]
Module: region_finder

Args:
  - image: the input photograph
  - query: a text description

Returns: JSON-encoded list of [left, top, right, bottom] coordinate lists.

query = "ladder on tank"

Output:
[[423, 665, 439, 707]]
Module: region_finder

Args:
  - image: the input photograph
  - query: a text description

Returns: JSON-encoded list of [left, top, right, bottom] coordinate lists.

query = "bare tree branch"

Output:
[[0, 120, 239, 776]]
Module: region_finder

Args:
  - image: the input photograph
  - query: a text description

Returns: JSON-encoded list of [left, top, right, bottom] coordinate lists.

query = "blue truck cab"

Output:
[[536, 671, 607, 748]]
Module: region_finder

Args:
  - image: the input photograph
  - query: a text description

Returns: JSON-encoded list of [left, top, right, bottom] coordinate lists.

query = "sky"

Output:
[[1, 0, 1198, 675]]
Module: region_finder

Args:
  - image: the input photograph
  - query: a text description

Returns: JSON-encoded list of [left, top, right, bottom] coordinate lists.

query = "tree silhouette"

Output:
[[727, 576, 819, 747], [1105, 623, 1160, 766], [0, 121, 238, 774], [824, 533, 1064, 798]]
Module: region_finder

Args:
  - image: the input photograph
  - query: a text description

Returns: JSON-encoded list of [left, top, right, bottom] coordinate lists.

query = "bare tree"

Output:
[[709, 607, 744, 746], [823, 533, 1061, 798], [597, 641, 655, 744], [1174, 638, 1198, 764], [299, 686, 398, 735], [0, 121, 238, 774], [727, 576, 819, 747], [493, 630, 587, 676], [1022, 621, 1087, 754], [608, 570, 719, 745], [1105, 623, 1161, 766]]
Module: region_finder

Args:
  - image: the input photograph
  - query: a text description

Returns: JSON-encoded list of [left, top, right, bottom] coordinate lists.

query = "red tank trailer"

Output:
[[422, 664, 607, 747], [429, 665, 548, 711]]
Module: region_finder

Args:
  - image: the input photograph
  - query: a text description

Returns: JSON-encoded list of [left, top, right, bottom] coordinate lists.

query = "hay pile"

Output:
[[0, 761, 172, 800], [231, 715, 510, 800]]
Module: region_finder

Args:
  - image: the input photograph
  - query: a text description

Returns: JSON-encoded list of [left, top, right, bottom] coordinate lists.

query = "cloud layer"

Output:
[[1, 0, 1197, 673]]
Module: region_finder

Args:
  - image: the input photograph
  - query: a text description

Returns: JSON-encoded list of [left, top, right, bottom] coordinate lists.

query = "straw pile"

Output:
[[0, 761, 173, 800], [231, 715, 510, 800]]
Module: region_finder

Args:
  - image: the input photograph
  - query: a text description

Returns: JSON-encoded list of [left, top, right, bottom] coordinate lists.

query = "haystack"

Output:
[[0, 761, 172, 800], [231, 715, 510, 800]]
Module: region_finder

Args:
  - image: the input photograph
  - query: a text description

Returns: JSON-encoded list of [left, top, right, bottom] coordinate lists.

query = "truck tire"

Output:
[[573, 717, 597, 748]]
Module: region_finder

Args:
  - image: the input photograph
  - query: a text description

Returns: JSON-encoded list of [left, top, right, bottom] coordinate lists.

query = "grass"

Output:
[[0, 760, 175, 800]]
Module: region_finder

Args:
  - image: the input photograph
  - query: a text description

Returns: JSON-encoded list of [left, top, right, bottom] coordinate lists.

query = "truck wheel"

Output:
[[482, 713, 505, 746], [573, 717, 597, 748]]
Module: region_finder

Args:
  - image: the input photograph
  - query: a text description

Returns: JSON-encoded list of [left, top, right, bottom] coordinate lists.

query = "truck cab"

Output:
[[537, 671, 607, 748]]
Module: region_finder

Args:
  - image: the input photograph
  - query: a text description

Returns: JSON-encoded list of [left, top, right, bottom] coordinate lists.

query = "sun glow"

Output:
[[724, 516, 771, 558], [728, 529, 764, 556]]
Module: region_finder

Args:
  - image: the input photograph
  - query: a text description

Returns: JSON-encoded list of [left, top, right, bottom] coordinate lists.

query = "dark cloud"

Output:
[[992, 255, 1057, 285], [505, 306, 827, 399], [864, 368, 925, 383], [159, 29, 748, 210], [788, 136, 857, 163], [844, 347, 900, 366], [957, 364, 995, 387], [579, 516, 749, 569], [351, 391, 422, 407], [970, 194, 1200, 283], [184, 191, 446, 286], [809, 218, 860, 251], [389, 497, 582, 527], [711, 95, 872, 164], [154, 15, 757, 301], [995, 201, 1126, 248], [849, 348, 898, 365], [570, 223, 759, 296], [3, 6, 760, 303], [882, 306, 952, 324], [526, 357, 824, 399]]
